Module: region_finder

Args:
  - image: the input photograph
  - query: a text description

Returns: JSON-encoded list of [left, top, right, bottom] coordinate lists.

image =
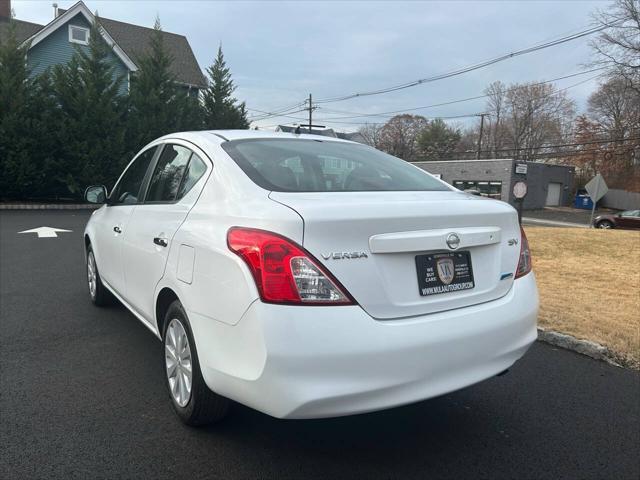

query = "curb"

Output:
[[0, 204, 99, 210], [537, 328, 623, 368], [523, 218, 589, 229]]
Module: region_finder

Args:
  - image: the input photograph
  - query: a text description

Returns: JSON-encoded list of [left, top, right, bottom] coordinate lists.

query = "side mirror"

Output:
[[85, 185, 108, 204]]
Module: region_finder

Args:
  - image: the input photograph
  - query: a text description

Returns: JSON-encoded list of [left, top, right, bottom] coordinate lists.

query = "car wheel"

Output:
[[163, 300, 230, 426], [596, 220, 614, 229], [87, 245, 112, 306]]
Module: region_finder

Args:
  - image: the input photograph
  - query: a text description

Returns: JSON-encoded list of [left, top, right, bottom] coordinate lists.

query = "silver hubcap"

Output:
[[165, 319, 193, 407], [87, 252, 97, 299]]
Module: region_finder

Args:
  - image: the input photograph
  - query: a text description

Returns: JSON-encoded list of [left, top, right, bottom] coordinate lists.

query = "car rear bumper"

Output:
[[190, 272, 538, 419]]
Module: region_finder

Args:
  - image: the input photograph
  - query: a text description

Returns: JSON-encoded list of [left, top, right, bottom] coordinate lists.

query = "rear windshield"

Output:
[[221, 138, 449, 192]]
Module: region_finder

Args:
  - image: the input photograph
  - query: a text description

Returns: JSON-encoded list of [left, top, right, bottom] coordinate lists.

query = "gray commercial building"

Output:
[[414, 159, 575, 210]]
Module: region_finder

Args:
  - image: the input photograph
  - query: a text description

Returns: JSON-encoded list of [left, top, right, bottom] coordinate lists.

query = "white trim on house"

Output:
[[68, 24, 89, 45], [23, 1, 138, 72]]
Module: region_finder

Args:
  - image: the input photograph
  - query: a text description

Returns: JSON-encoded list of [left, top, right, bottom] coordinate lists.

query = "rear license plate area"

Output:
[[415, 251, 475, 296]]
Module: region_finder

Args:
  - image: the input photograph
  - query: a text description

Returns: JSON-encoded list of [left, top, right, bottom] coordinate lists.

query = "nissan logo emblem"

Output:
[[446, 233, 460, 250]]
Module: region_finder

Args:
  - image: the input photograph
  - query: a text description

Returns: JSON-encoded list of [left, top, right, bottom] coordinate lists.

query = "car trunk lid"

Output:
[[270, 190, 521, 319]]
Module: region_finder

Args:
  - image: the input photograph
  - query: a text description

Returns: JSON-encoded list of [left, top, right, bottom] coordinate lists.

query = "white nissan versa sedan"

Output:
[[84, 130, 538, 425]]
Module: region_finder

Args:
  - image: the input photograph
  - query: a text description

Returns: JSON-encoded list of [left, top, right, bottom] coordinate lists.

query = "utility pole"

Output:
[[308, 93, 313, 132], [476, 113, 488, 159]]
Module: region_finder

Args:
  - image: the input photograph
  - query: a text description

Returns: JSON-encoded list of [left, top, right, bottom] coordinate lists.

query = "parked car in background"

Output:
[[83, 130, 538, 426], [593, 210, 640, 229]]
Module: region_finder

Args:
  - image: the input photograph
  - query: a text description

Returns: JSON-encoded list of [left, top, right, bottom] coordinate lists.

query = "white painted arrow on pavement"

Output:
[[18, 226, 73, 238]]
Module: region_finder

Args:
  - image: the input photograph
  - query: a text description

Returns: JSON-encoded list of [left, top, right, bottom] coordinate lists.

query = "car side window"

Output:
[[112, 147, 157, 205], [177, 153, 208, 199], [146, 145, 193, 203]]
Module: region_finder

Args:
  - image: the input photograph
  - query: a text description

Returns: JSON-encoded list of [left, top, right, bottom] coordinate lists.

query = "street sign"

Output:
[[18, 227, 72, 238], [584, 174, 609, 228], [515, 163, 528, 175], [513, 181, 528, 199], [585, 174, 608, 202], [512, 181, 527, 224]]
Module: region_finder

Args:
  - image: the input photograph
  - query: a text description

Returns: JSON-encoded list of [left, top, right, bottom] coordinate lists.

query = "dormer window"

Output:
[[68, 25, 89, 45]]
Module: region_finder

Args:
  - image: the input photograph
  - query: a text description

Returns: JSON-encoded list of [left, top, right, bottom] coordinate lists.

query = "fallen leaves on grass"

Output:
[[525, 226, 640, 369]]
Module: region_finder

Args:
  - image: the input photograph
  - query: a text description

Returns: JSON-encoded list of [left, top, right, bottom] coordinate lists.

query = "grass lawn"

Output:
[[525, 226, 640, 369]]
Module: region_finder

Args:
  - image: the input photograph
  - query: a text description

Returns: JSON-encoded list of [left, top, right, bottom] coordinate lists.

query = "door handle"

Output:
[[153, 237, 168, 247], [113, 226, 122, 233]]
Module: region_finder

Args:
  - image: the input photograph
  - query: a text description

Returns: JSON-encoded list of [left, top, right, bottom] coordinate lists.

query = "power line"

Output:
[[531, 147, 636, 158], [488, 136, 640, 153], [248, 19, 620, 124], [448, 147, 636, 161], [313, 22, 619, 104], [247, 100, 308, 120], [313, 69, 605, 121], [443, 136, 640, 158], [247, 107, 309, 121], [253, 112, 488, 128], [310, 112, 489, 125], [248, 22, 611, 123], [250, 69, 604, 128], [250, 108, 490, 126]]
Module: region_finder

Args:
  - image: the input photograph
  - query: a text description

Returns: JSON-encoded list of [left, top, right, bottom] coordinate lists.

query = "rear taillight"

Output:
[[227, 227, 354, 305], [515, 226, 532, 279]]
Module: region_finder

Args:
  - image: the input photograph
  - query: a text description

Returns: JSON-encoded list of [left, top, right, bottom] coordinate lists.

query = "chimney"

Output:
[[0, 0, 11, 20], [52, 2, 59, 18]]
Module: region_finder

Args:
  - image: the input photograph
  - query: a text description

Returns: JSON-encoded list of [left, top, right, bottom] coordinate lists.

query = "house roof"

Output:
[[58, 7, 206, 88], [27, 2, 138, 72], [0, 18, 43, 44], [96, 16, 207, 88], [1, 2, 206, 88]]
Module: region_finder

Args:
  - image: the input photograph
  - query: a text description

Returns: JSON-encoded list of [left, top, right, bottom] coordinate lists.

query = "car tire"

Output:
[[86, 245, 113, 306], [163, 300, 230, 426], [596, 220, 614, 229]]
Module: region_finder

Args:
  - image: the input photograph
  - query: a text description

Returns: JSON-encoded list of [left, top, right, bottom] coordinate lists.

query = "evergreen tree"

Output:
[[416, 118, 462, 161], [0, 17, 35, 198], [51, 16, 128, 194], [129, 18, 202, 152], [202, 45, 249, 129]]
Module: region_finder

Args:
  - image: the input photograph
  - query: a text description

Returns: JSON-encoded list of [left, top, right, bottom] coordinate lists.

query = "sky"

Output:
[[12, 0, 611, 132]]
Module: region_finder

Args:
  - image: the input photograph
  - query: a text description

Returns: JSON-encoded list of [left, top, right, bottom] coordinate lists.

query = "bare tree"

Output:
[[357, 123, 383, 149], [590, 0, 640, 93], [456, 127, 479, 159], [586, 77, 640, 189], [484, 81, 508, 157], [377, 114, 428, 161], [588, 77, 640, 138], [481, 82, 575, 161]]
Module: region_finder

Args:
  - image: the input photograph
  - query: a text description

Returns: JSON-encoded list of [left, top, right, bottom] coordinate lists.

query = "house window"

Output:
[[68, 25, 89, 45], [453, 180, 502, 199]]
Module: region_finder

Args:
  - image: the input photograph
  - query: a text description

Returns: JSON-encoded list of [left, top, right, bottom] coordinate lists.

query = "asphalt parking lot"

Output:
[[1, 210, 639, 480]]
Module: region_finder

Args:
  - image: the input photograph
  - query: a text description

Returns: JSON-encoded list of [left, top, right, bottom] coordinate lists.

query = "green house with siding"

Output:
[[0, 0, 207, 96]]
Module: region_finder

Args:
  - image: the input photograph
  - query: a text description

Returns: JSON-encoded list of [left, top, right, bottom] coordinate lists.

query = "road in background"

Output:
[[1, 210, 639, 480], [524, 206, 620, 226]]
